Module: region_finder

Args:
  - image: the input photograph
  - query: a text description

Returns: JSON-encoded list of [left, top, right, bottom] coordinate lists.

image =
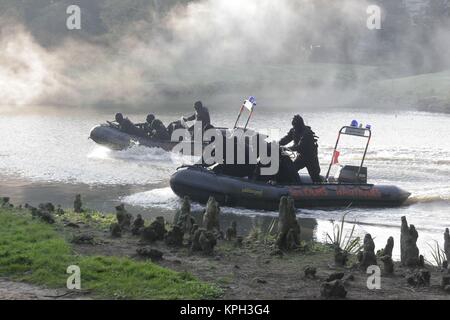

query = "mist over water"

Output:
[[1, 0, 450, 111]]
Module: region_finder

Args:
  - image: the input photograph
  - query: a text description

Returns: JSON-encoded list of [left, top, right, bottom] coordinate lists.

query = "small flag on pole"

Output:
[[332, 150, 341, 165], [243, 96, 257, 111]]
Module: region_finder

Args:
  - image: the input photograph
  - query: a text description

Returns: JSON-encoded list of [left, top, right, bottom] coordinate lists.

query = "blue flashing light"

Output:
[[351, 120, 358, 127], [366, 124, 372, 130]]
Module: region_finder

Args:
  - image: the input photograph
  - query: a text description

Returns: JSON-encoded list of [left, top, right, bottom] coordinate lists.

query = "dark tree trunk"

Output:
[[400, 216, 420, 267], [276, 196, 300, 250]]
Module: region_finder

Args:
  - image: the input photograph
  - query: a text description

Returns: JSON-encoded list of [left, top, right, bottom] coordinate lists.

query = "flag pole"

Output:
[[235, 97, 256, 130], [234, 105, 244, 129], [244, 110, 254, 131]]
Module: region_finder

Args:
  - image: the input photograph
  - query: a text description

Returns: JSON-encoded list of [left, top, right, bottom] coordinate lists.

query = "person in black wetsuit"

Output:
[[211, 134, 258, 178], [183, 101, 211, 132], [136, 114, 155, 134], [150, 118, 170, 140], [114, 113, 146, 137], [250, 142, 301, 184], [138, 114, 170, 140], [279, 115, 322, 183], [210, 138, 301, 185]]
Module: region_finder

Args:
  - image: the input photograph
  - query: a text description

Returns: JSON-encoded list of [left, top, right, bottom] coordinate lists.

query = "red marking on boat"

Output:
[[289, 186, 328, 198], [336, 186, 382, 198]]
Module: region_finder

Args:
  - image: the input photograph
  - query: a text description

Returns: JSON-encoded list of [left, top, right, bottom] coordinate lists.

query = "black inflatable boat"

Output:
[[170, 166, 410, 210], [90, 98, 260, 151], [170, 124, 411, 210], [90, 124, 183, 151], [89, 123, 265, 153]]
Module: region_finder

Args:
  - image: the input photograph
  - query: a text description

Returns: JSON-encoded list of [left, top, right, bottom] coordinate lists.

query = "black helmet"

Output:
[[292, 115, 305, 129], [115, 113, 124, 123], [194, 101, 203, 110], [147, 114, 155, 123]]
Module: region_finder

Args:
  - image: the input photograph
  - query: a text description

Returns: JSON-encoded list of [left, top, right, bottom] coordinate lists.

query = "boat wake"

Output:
[[121, 188, 182, 210], [115, 147, 174, 163], [121, 187, 277, 216], [406, 191, 450, 205], [88, 145, 193, 165]]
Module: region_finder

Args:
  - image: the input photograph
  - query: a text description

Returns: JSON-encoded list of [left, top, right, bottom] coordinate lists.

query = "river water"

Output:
[[1, 108, 449, 261]]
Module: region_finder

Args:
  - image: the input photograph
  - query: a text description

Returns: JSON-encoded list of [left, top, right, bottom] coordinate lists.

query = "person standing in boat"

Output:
[[183, 101, 212, 132], [114, 113, 146, 137], [279, 115, 322, 183], [138, 114, 170, 140]]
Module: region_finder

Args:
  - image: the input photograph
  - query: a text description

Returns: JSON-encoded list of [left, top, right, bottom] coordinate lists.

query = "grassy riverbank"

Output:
[[1, 205, 449, 300], [0, 208, 221, 299]]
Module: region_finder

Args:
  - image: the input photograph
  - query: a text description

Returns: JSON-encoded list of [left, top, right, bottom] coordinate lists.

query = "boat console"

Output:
[[326, 121, 372, 185]]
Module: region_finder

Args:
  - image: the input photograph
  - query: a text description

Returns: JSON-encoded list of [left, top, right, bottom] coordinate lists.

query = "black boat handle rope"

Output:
[[176, 164, 206, 171]]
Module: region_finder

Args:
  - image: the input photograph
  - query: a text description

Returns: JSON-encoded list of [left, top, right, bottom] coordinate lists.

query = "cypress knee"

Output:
[[400, 217, 420, 267], [276, 196, 300, 250]]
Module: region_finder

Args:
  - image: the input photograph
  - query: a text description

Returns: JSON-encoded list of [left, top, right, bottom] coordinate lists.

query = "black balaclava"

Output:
[[147, 114, 155, 123], [115, 113, 124, 123], [194, 101, 203, 111], [292, 115, 305, 132]]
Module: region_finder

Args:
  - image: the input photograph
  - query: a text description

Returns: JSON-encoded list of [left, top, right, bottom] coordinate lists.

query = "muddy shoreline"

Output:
[[57, 212, 450, 300], [1, 195, 449, 300]]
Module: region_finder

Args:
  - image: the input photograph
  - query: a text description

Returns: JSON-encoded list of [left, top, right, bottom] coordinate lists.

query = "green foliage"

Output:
[[0, 209, 221, 299], [99, 0, 156, 35], [59, 210, 116, 230], [76, 256, 220, 299], [426, 241, 447, 268], [1, 0, 196, 37], [0, 209, 73, 286], [302, 241, 333, 254], [246, 218, 277, 244], [326, 213, 362, 254]]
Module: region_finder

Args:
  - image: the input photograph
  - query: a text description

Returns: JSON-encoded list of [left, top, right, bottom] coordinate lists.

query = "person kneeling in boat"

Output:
[[279, 115, 322, 183], [138, 114, 170, 140], [114, 113, 146, 137], [254, 143, 301, 184], [183, 101, 212, 133]]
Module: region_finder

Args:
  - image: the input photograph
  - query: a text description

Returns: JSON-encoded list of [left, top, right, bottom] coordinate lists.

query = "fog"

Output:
[[1, 0, 449, 113]]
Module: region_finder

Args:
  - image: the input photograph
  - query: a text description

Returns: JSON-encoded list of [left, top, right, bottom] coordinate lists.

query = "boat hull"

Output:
[[90, 125, 195, 151], [170, 166, 411, 210]]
